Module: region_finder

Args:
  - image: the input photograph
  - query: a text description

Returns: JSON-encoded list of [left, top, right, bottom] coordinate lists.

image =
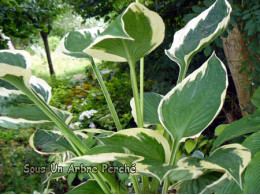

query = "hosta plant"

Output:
[[1, 0, 259, 193]]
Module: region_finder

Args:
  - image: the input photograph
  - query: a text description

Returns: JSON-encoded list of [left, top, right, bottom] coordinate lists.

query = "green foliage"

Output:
[[0, 129, 47, 193], [0, 0, 66, 39], [50, 64, 136, 130]]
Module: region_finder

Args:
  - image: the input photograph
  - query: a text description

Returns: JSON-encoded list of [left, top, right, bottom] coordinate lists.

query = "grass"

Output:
[[31, 53, 90, 82]]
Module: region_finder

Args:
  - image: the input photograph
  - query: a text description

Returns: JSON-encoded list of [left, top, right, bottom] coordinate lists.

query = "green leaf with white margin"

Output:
[[49, 152, 143, 179], [170, 172, 228, 194], [135, 163, 203, 183], [179, 144, 251, 188], [0, 50, 73, 129], [158, 53, 228, 143], [99, 128, 171, 165], [29, 129, 89, 155], [130, 92, 163, 127], [243, 151, 260, 194], [56, 28, 103, 59], [165, 0, 231, 81], [212, 110, 260, 151], [66, 180, 104, 194], [242, 131, 260, 157], [0, 50, 31, 84], [84, 3, 165, 63]]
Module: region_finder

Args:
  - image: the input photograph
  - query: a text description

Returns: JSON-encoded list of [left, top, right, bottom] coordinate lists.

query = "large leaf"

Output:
[[242, 131, 260, 157], [99, 128, 171, 165], [0, 50, 31, 84], [84, 3, 165, 63], [243, 151, 260, 194], [29, 129, 89, 155], [135, 163, 203, 183], [179, 144, 251, 188], [0, 50, 72, 129], [49, 152, 143, 179], [158, 53, 228, 142], [57, 28, 102, 59], [212, 110, 260, 151], [66, 180, 104, 194], [170, 172, 228, 194], [130, 92, 163, 127], [165, 0, 231, 81]]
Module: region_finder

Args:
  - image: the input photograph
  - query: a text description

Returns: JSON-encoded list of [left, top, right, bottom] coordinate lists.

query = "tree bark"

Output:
[[40, 31, 55, 76], [221, 25, 253, 116], [0, 31, 15, 50]]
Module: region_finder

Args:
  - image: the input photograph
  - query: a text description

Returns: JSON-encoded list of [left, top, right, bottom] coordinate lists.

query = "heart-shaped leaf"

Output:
[[84, 3, 165, 63], [57, 28, 102, 59], [158, 53, 228, 143], [99, 128, 171, 165]]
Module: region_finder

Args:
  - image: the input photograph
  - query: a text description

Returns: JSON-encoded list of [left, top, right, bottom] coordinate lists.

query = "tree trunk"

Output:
[[40, 31, 55, 76], [0, 31, 15, 50], [221, 25, 253, 116]]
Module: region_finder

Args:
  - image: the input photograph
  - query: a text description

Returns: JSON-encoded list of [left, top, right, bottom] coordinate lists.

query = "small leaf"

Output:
[[185, 139, 197, 154], [214, 124, 229, 136]]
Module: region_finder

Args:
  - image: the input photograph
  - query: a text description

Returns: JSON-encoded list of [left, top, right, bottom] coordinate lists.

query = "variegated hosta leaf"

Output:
[[29, 129, 89, 155], [135, 163, 203, 183], [165, 0, 231, 81], [29, 76, 51, 103], [56, 28, 102, 59], [170, 172, 228, 194], [0, 50, 31, 84], [130, 92, 163, 127], [84, 3, 165, 63], [49, 152, 143, 179], [212, 110, 260, 151], [99, 128, 171, 164], [0, 50, 73, 129], [67, 180, 104, 194], [179, 144, 251, 188], [158, 53, 228, 142]]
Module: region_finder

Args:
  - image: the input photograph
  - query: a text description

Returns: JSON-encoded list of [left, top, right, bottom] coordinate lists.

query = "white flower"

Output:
[[67, 105, 73, 110], [79, 110, 98, 120], [69, 122, 81, 129], [89, 122, 96, 129]]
